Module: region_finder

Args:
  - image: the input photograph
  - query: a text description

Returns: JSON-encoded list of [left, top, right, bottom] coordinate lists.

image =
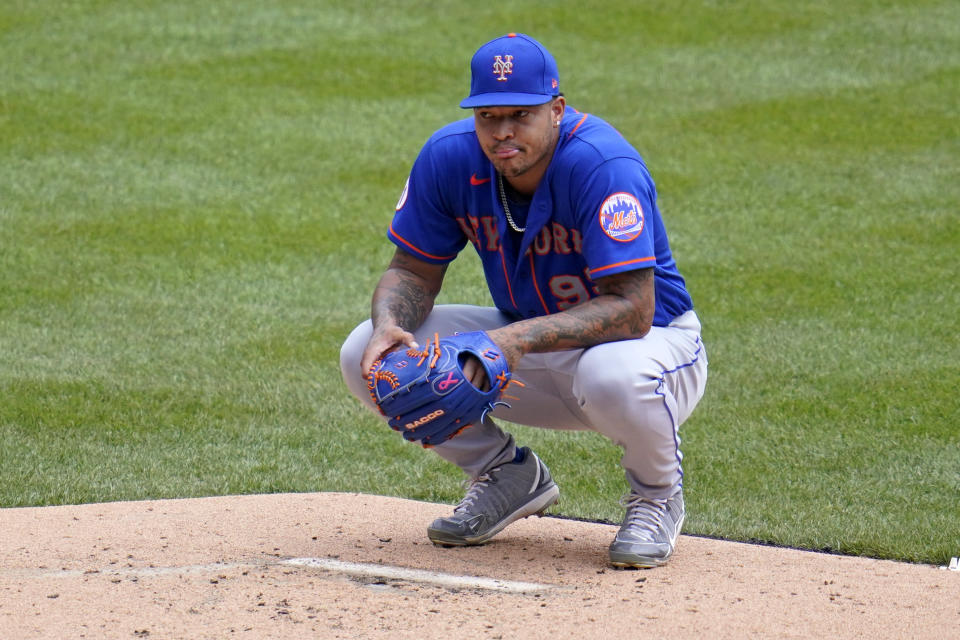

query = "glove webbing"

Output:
[[406, 332, 442, 368]]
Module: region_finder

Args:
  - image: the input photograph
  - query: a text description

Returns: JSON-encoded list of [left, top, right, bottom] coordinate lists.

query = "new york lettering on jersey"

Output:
[[454, 212, 599, 317], [387, 109, 692, 324]]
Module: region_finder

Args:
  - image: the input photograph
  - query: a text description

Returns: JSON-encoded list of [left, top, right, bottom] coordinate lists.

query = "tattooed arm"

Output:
[[359, 247, 448, 375], [464, 268, 655, 384]]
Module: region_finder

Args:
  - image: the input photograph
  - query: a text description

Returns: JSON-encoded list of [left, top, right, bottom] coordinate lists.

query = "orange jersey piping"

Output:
[[497, 245, 519, 310], [528, 252, 551, 315], [567, 113, 588, 139], [589, 256, 656, 277], [389, 223, 457, 262]]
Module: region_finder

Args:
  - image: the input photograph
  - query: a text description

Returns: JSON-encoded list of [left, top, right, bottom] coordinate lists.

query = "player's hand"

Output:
[[462, 330, 525, 392], [460, 354, 491, 391], [360, 324, 419, 378]]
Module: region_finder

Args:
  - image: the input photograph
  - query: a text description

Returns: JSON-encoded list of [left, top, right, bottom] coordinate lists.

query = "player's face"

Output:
[[474, 97, 565, 192]]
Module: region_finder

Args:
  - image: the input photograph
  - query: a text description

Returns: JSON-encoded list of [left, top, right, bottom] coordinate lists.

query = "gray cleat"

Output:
[[427, 447, 560, 546], [609, 489, 685, 568]]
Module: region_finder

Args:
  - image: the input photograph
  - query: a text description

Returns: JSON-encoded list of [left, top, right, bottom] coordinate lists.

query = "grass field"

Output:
[[1, 1, 957, 565]]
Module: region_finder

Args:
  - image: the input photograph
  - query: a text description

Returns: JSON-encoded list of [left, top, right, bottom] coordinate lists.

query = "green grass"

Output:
[[1, 1, 957, 565]]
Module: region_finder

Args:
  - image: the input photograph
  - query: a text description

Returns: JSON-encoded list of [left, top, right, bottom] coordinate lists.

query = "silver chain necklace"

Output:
[[497, 173, 526, 233]]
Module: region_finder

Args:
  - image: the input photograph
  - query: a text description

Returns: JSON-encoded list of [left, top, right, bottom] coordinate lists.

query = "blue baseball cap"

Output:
[[460, 33, 560, 108]]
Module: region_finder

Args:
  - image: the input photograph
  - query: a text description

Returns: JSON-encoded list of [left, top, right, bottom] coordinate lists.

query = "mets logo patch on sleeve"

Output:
[[598, 192, 644, 242]]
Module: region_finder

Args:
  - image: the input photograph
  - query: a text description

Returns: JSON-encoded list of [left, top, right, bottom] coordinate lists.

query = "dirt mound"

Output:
[[2, 492, 956, 639]]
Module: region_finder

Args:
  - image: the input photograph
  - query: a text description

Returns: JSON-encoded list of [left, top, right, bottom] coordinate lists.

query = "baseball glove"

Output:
[[366, 331, 521, 447]]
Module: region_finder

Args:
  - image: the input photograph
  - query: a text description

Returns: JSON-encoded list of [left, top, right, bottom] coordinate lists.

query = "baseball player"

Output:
[[340, 33, 707, 568]]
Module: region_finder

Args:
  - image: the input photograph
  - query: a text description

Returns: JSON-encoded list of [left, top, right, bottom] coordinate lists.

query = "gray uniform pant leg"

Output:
[[340, 305, 708, 497], [571, 311, 707, 499]]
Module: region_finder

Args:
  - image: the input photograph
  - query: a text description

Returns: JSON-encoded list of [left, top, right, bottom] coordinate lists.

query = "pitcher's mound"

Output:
[[1, 492, 955, 639]]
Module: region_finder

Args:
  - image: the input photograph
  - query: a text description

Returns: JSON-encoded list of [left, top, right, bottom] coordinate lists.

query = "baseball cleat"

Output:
[[608, 489, 685, 568], [427, 447, 559, 546]]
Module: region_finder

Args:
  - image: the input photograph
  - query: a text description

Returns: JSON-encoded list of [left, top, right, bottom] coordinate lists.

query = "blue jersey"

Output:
[[388, 108, 693, 326]]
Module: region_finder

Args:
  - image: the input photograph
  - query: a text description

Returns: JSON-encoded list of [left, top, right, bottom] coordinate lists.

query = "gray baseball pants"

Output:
[[340, 304, 707, 500]]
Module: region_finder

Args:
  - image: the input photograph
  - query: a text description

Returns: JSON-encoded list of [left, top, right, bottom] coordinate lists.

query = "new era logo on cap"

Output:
[[460, 33, 560, 108]]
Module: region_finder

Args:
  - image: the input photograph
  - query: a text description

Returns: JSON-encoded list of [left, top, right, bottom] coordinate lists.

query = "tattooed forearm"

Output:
[[371, 248, 447, 332], [491, 268, 654, 364], [373, 270, 433, 330], [521, 295, 646, 351]]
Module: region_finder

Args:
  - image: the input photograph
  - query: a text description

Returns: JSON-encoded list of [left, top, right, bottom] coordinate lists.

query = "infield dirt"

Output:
[[2, 492, 957, 639]]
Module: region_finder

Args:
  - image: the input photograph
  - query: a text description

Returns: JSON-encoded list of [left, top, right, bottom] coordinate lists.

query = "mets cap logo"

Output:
[[598, 192, 644, 242], [493, 54, 514, 81]]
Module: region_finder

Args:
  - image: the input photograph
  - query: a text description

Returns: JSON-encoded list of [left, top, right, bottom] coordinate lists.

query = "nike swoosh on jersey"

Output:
[[470, 174, 491, 186]]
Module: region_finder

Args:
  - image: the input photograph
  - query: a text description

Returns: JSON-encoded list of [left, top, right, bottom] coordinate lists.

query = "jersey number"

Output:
[[549, 274, 597, 310]]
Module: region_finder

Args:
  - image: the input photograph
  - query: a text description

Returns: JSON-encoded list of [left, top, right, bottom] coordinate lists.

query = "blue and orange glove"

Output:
[[367, 331, 522, 446]]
